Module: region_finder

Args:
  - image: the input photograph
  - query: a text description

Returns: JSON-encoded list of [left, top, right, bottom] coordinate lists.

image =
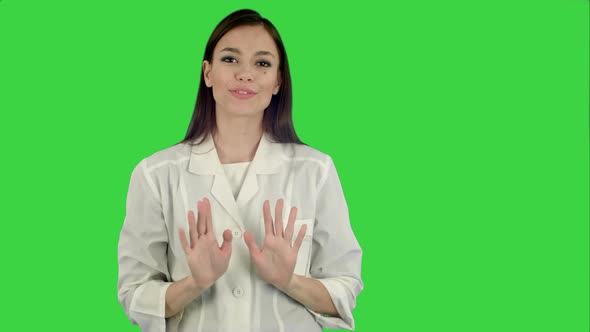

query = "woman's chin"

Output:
[[222, 107, 264, 118]]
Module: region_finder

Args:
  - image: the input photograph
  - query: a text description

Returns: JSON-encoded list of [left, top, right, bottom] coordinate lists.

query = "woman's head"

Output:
[[203, 25, 281, 123], [182, 9, 303, 145]]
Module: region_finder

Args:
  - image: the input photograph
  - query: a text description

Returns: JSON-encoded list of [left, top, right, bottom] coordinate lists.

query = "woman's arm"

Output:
[[118, 161, 173, 329], [119, 163, 233, 326], [304, 156, 363, 329], [166, 198, 234, 318], [279, 274, 338, 316], [164, 276, 202, 318], [244, 200, 341, 314], [243, 156, 363, 328], [242, 199, 340, 317]]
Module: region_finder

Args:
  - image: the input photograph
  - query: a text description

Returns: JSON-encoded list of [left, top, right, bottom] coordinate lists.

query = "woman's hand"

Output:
[[178, 198, 233, 291], [243, 199, 307, 291]]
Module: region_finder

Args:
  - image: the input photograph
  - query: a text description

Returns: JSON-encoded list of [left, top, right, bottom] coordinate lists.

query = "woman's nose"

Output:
[[236, 68, 254, 82]]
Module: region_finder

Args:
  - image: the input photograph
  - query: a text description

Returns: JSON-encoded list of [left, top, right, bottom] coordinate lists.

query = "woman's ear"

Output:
[[272, 72, 282, 95], [203, 60, 212, 87]]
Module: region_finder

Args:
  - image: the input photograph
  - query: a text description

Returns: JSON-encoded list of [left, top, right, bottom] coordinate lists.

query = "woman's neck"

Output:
[[212, 114, 263, 164]]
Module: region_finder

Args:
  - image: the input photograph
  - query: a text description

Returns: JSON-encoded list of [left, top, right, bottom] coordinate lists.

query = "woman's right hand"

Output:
[[178, 197, 233, 291]]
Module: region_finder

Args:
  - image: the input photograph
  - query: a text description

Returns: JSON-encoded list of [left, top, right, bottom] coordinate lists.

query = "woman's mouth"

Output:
[[230, 89, 257, 99]]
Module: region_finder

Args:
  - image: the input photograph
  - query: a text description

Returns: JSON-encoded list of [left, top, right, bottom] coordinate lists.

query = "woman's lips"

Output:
[[230, 89, 257, 99]]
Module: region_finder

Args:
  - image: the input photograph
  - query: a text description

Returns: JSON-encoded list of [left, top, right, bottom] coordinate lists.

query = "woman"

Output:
[[117, 9, 363, 332]]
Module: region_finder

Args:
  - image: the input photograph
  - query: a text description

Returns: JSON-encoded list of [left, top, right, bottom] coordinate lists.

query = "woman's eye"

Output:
[[221, 57, 237, 63], [257, 61, 271, 67]]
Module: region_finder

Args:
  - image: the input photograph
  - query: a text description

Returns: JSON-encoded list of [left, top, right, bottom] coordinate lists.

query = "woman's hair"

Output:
[[181, 9, 304, 145]]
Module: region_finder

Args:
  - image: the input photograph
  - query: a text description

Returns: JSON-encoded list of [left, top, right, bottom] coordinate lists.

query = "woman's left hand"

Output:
[[244, 199, 307, 291]]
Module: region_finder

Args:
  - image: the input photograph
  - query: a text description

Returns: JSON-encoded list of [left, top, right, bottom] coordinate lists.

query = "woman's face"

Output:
[[203, 25, 281, 119]]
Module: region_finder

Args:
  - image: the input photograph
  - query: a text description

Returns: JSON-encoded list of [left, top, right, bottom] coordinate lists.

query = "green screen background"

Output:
[[1, 1, 588, 331]]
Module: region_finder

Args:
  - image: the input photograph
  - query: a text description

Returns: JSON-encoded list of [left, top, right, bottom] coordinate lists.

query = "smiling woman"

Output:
[[202, 25, 282, 122], [182, 9, 298, 153], [117, 9, 363, 332]]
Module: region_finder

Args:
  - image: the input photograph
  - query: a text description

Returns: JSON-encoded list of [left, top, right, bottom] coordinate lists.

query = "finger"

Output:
[[219, 229, 233, 255], [274, 199, 284, 238], [196, 200, 206, 236], [284, 207, 297, 242], [188, 210, 197, 247], [178, 228, 189, 255], [204, 197, 214, 236], [293, 224, 307, 250], [243, 231, 261, 257], [262, 200, 274, 236]]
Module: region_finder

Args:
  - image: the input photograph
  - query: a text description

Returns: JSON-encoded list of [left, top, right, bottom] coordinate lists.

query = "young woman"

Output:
[[117, 9, 363, 332]]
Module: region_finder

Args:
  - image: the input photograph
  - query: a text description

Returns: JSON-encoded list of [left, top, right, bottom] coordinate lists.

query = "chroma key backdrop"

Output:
[[0, 1, 588, 331]]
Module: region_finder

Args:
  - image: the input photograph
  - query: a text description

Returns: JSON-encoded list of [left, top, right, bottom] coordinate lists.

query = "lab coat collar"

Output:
[[187, 132, 288, 230], [187, 132, 286, 175]]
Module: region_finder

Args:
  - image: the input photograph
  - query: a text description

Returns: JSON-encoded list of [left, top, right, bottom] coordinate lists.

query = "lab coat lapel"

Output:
[[188, 134, 243, 229], [211, 173, 243, 228], [236, 165, 258, 208], [237, 133, 290, 206]]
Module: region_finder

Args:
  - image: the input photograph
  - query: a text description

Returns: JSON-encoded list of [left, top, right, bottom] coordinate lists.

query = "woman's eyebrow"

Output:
[[255, 50, 275, 58], [219, 47, 275, 58]]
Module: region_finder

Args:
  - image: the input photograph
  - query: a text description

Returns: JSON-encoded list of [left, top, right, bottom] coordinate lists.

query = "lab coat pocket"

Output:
[[293, 219, 314, 277]]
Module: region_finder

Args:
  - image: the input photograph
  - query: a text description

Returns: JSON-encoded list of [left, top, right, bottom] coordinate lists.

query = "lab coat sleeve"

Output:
[[117, 159, 172, 332], [308, 157, 364, 330]]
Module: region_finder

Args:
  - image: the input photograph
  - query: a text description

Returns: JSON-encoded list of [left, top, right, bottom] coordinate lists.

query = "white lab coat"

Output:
[[117, 133, 363, 332]]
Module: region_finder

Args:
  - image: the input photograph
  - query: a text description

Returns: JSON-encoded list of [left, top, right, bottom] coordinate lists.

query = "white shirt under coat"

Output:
[[117, 133, 363, 332]]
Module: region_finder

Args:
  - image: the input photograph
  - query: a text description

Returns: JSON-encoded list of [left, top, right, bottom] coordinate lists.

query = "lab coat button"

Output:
[[232, 287, 244, 298], [233, 230, 242, 238]]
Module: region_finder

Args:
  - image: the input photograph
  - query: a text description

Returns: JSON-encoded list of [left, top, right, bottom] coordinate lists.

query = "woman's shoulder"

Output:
[[284, 142, 334, 170], [292, 142, 328, 157], [136, 142, 192, 172]]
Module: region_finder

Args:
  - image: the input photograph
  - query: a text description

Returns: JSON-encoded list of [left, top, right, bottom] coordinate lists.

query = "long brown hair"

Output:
[[181, 9, 304, 145]]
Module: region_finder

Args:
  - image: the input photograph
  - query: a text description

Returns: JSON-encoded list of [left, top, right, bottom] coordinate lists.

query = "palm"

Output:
[[179, 198, 233, 290], [251, 235, 298, 289], [244, 199, 307, 291], [184, 232, 231, 289]]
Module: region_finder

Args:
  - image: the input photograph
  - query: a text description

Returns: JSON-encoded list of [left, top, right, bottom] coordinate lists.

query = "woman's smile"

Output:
[[230, 88, 257, 99]]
